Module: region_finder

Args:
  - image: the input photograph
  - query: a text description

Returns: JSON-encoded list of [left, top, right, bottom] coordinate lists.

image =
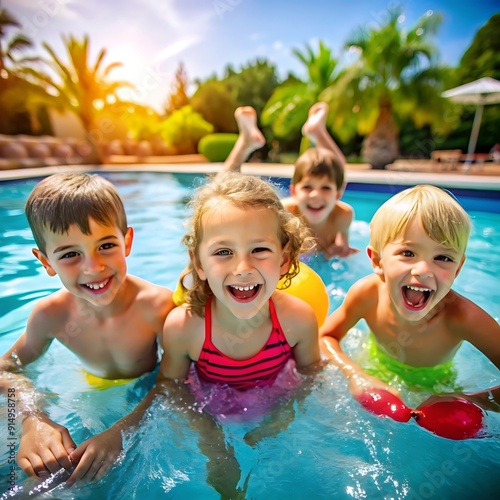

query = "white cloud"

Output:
[[153, 36, 201, 63], [7, 0, 80, 19], [140, 0, 215, 36]]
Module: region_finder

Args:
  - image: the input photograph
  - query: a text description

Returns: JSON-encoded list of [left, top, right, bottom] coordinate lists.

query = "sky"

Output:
[[3, 0, 499, 112]]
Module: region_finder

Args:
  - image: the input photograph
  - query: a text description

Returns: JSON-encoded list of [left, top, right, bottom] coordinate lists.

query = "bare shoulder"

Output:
[[127, 275, 174, 325], [336, 199, 354, 216], [127, 274, 172, 301], [329, 200, 354, 224], [445, 290, 500, 337], [345, 274, 380, 309], [349, 274, 379, 296], [162, 305, 204, 352], [272, 291, 317, 343], [28, 289, 72, 335]]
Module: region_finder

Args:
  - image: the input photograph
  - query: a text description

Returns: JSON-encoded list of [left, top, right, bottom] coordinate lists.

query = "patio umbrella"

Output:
[[442, 77, 500, 159]]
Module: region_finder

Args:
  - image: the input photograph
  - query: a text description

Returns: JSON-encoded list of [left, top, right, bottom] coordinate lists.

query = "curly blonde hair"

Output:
[[370, 185, 471, 255], [183, 172, 314, 317]]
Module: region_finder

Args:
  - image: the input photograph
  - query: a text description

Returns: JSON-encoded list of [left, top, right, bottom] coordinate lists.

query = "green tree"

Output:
[[29, 35, 133, 162], [322, 8, 453, 168], [261, 41, 340, 142], [191, 79, 238, 133], [458, 13, 500, 82], [445, 13, 500, 153], [225, 59, 279, 116], [164, 61, 190, 115]]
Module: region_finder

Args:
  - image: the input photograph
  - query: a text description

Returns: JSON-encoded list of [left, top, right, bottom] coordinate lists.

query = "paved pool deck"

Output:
[[1, 161, 499, 191]]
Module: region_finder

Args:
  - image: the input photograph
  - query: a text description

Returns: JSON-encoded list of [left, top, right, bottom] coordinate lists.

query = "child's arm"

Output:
[[63, 308, 192, 485], [63, 306, 191, 486], [322, 202, 359, 259], [1, 301, 77, 477], [66, 308, 243, 497], [277, 292, 321, 369], [320, 278, 399, 396], [456, 296, 500, 370]]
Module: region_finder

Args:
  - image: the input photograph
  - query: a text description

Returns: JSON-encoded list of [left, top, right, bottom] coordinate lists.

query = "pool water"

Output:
[[1, 171, 499, 499]]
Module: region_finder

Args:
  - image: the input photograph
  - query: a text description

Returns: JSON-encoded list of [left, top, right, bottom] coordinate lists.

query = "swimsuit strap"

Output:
[[268, 296, 286, 340], [204, 295, 213, 344]]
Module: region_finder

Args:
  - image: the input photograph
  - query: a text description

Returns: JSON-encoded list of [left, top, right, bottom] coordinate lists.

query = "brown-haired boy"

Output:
[[0, 173, 174, 483], [224, 102, 358, 258]]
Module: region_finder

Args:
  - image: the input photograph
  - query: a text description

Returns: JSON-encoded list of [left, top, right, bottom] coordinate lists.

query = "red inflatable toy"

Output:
[[412, 397, 484, 440], [355, 389, 485, 440]]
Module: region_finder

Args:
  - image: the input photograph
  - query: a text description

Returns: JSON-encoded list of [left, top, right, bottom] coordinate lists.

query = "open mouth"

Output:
[[402, 285, 433, 310], [82, 278, 111, 294], [228, 284, 261, 302], [306, 204, 325, 213]]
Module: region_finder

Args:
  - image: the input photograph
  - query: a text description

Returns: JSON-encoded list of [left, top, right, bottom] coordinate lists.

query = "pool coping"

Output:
[[0, 162, 499, 190]]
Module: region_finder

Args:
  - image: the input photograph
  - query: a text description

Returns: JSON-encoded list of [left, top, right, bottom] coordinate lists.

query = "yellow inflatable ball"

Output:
[[278, 262, 329, 327]]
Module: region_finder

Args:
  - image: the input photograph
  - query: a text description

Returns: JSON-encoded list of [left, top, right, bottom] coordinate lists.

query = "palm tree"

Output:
[[322, 8, 452, 168], [261, 41, 340, 145], [29, 35, 133, 163], [0, 7, 42, 133]]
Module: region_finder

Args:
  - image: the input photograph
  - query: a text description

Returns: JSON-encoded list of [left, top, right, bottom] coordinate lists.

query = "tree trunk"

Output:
[[361, 98, 399, 169], [83, 130, 103, 164]]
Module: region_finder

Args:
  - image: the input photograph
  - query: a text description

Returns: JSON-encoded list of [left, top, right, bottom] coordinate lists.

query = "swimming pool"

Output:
[[1, 171, 499, 498]]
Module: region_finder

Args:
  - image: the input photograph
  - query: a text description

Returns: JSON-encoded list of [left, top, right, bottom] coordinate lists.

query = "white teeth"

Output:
[[406, 285, 431, 292], [230, 285, 256, 291], [85, 279, 108, 290]]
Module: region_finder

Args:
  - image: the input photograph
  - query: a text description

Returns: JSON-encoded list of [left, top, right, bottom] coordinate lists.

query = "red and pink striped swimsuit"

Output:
[[195, 296, 292, 390]]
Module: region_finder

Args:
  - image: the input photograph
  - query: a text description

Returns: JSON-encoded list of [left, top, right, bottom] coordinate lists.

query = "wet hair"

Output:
[[369, 185, 471, 255], [183, 172, 315, 317], [25, 173, 127, 255], [292, 147, 345, 190]]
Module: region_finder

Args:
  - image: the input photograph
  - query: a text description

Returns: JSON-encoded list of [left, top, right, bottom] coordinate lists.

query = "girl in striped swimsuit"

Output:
[[159, 172, 321, 395]]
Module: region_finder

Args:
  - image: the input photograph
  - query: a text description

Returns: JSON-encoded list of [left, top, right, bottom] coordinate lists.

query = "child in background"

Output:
[[224, 103, 358, 258], [87, 172, 321, 497], [0, 173, 174, 483], [320, 184, 500, 396]]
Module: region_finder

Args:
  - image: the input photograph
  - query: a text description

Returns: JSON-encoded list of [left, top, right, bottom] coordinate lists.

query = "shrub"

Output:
[[198, 133, 238, 162], [158, 106, 213, 154]]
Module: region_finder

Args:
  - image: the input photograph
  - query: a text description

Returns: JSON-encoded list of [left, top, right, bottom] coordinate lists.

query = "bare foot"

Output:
[[301, 102, 329, 144], [234, 107, 266, 152]]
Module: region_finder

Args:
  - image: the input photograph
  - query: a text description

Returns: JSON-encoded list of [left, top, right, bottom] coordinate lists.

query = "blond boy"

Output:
[[1, 173, 174, 483], [320, 185, 500, 395]]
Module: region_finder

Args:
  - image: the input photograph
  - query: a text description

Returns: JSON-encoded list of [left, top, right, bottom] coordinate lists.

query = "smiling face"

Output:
[[33, 218, 133, 308], [193, 201, 291, 320], [369, 217, 465, 322], [291, 174, 341, 226]]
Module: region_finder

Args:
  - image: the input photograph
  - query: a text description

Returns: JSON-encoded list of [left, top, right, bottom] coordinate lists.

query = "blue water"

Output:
[[1, 171, 499, 498]]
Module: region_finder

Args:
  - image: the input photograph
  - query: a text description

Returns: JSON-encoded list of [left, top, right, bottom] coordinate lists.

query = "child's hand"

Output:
[[18, 413, 76, 477], [66, 427, 123, 487]]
